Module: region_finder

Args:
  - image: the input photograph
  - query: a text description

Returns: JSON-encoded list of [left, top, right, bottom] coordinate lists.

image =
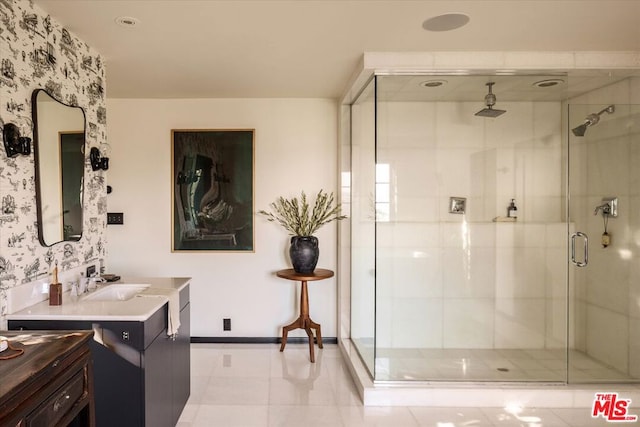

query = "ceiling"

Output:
[[33, 0, 640, 100]]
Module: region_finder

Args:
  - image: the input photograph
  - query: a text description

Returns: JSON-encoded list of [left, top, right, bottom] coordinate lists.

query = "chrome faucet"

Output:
[[87, 274, 105, 292], [78, 275, 88, 294], [594, 203, 611, 216], [70, 280, 80, 299]]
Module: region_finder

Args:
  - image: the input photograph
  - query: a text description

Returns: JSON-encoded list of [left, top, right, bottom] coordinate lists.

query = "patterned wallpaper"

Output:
[[0, 0, 107, 316]]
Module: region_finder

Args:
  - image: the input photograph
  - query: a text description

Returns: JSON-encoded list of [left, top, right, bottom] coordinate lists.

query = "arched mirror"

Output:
[[32, 89, 86, 246]]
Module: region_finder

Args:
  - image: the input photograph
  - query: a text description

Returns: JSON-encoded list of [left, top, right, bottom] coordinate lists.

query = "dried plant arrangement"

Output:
[[259, 189, 347, 236]]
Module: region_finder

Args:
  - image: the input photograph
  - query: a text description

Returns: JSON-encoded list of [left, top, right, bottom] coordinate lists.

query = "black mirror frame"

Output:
[[32, 88, 87, 247]]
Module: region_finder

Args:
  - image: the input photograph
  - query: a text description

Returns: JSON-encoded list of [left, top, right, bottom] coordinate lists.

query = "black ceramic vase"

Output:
[[290, 236, 319, 274]]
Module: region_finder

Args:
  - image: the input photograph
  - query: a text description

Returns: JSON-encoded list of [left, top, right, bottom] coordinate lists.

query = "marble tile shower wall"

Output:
[[375, 222, 568, 349], [0, 0, 107, 323], [374, 101, 567, 350]]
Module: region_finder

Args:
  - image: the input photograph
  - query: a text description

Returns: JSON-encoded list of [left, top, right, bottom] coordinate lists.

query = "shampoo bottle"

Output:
[[508, 199, 518, 219]]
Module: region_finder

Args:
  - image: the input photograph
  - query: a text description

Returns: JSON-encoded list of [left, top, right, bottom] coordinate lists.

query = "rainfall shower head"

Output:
[[475, 82, 506, 118], [571, 105, 615, 136]]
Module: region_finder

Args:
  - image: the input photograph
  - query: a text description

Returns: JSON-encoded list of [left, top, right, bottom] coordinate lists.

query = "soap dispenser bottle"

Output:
[[508, 199, 518, 219], [49, 263, 62, 306]]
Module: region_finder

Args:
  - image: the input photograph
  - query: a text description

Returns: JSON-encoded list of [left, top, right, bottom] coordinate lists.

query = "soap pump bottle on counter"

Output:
[[507, 199, 518, 219], [49, 262, 62, 306]]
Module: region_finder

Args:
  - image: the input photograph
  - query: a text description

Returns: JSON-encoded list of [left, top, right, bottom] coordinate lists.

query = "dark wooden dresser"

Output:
[[0, 331, 95, 427]]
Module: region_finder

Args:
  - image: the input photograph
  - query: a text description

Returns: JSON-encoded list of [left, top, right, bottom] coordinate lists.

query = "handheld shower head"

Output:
[[571, 105, 615, 136], [475, 82, 506, 118]]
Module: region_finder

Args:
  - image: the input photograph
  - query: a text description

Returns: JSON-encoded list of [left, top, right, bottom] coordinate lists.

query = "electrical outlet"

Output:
[[223, 318, 231, 331], [107, 212, 124, 225]]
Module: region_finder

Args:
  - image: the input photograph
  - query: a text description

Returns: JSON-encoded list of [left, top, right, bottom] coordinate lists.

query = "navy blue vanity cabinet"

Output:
[[147, 285, 191, 427], [8, 285, 190, 427], [172, 285, 191, 426], [145, 311, 174, 426]]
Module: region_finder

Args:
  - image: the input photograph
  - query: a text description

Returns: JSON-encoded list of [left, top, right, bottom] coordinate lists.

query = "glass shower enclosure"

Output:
[[346, 73, 640, 384]]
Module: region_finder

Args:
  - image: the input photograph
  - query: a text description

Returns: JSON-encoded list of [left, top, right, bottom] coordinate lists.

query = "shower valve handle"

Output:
[[594, 203, 611, 216]]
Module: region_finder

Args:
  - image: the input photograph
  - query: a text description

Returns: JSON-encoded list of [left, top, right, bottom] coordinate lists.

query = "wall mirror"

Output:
[[32, 89, 86, 246]]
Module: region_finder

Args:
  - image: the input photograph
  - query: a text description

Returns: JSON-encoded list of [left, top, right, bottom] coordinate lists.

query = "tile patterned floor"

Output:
[[178, 343, 639, 426]]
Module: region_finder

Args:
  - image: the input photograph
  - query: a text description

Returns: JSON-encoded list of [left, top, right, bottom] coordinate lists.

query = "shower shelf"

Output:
[[493, 216, 517, 222]]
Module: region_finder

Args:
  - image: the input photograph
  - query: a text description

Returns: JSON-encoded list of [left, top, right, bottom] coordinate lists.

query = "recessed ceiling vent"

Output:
[[420, 80, 447, 88], [532, 79, 565, 88], [115, 16, 140, 28]]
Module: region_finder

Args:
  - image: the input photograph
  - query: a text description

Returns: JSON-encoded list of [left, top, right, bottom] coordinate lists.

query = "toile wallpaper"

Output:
[[0, 0, 107, 317]]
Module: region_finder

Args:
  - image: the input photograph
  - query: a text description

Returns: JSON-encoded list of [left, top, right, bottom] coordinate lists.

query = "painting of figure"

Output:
[[172, 129, 254, 251]]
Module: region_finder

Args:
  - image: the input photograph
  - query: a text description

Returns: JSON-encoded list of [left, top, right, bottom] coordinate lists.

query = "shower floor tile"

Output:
[[370, 347, 636, 382]]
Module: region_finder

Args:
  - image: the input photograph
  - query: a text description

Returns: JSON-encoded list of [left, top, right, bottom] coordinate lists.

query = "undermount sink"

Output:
[[82, 284, 151, 302]]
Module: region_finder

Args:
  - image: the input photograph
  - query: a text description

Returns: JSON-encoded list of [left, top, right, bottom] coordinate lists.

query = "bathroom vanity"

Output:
[[7, 277, 190, 427]]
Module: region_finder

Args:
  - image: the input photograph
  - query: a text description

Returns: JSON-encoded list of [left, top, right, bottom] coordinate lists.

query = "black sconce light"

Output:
[[3, 123, 31, 158], [90, 146, 109, 171]]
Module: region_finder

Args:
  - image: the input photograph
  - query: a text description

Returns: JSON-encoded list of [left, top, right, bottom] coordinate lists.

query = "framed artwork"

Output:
[[171, 129, 254, 252]]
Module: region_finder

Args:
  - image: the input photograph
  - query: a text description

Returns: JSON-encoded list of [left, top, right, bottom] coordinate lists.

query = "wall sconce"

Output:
[[90, 146, 109, 171], [3, 123, 31, 157]]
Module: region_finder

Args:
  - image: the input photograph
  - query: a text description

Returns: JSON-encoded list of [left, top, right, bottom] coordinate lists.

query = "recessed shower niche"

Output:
[[342, 71, 640, 386], [448, 197, 466, 214]]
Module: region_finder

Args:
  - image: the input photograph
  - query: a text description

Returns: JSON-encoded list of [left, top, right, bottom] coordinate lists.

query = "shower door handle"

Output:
[[571, 232, 588, 267]]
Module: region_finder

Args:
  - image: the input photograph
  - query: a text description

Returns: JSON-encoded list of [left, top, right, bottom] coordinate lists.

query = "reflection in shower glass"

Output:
[[375, 164, 390, 222]]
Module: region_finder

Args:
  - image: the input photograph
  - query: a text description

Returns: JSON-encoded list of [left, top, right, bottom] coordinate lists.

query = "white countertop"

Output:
[[6, 277, 190, 322]]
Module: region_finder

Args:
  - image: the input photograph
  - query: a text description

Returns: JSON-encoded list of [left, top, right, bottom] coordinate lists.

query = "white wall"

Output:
[[106, 98, 339, 338]]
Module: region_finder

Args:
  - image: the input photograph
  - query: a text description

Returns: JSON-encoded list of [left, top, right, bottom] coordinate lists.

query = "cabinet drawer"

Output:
[[26, 368, 86, 427]]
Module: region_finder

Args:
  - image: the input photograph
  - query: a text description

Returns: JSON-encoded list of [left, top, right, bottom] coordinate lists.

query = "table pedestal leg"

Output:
[[280, 280, 322, 362], [309, 319, 322, 349]]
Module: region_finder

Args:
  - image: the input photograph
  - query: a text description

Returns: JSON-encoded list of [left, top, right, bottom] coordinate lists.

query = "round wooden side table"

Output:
[[276, 268, 334, 363]]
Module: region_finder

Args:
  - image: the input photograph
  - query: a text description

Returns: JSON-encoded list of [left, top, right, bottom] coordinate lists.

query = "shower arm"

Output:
[[573, 104, 616, 135], [595, 105, 615, 116]]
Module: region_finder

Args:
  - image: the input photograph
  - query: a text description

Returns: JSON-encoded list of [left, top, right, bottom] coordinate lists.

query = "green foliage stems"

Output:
[[259, 190, 347, 236]]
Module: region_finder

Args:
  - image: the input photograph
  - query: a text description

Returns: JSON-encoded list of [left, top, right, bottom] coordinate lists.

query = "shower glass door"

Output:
[[348, 73, 640, 385], [371, 74, 569, 382], [568, 102, 640, 383], [350, 78, 377, 376]]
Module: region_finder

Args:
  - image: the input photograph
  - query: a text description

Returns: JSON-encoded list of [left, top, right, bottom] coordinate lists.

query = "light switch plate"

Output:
[[107, 212, 124, 224], [86, 265, 96, 277]]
